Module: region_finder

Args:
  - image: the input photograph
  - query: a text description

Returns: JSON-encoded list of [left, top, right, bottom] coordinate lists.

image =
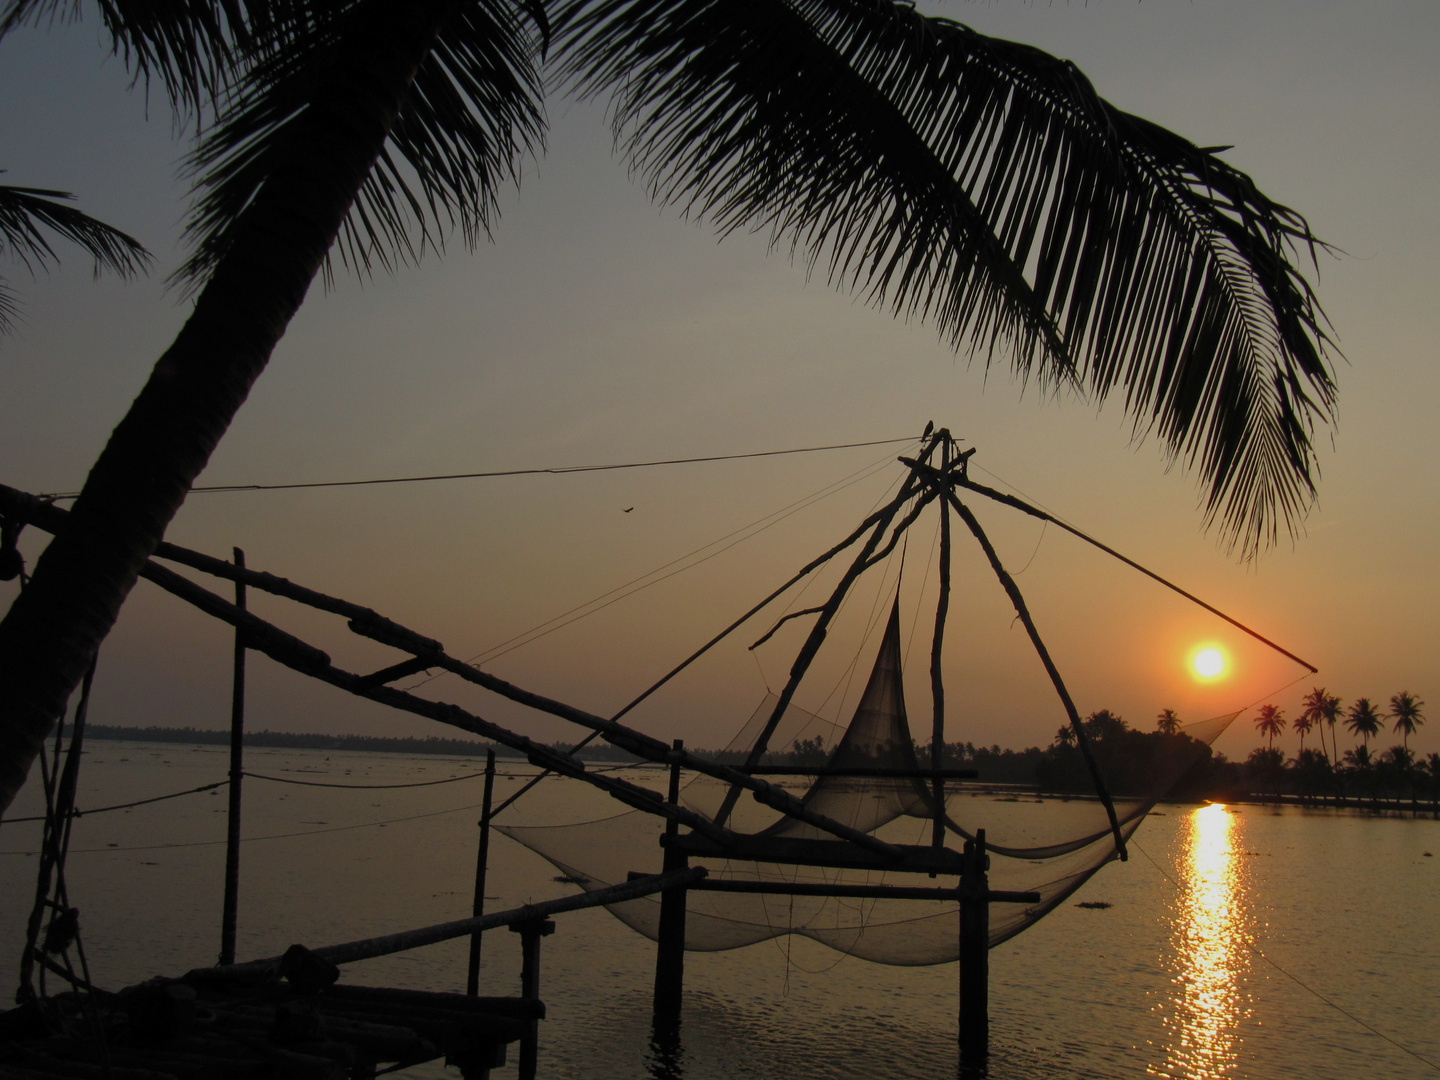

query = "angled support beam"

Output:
[[714, 435, 945, 826], [2, 485, 910, 861], [186, 867, 709, 983], [944, 489, 1127, 860], [355, 655, 436, 689]]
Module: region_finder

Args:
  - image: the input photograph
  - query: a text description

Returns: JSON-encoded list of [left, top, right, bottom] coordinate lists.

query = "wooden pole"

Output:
[[466, 748, 496, 996], [219, 547, 245, 966], [510, 917, 554, 1080], [959, 829, 989, 1068], [713, 436, 944, 826], [930, 433, 952, 852], [188, 867, 707, 984], [946, 491, 1127, 861], [653, 740, 688, 1027]]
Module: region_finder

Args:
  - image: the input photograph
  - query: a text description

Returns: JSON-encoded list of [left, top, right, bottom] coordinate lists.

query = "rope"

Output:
[[1131, 838, 1440, 1073], [38, 437, 918, 500], [3, 781, 230, 823], [0, 799, 491, 856], [243, 770, 489, 790], [426, 446, 907, 677]]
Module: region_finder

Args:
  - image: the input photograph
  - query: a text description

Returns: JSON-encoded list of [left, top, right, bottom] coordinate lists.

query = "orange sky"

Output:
[[1, 1, 1436, 761]]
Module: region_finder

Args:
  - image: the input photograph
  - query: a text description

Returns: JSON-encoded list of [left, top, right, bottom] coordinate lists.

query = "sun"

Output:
[[1191, 646, 1227, 680]]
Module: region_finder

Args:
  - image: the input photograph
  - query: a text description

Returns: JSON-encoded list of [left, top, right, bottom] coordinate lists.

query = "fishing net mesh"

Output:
[[499, 607, 1236, 966]]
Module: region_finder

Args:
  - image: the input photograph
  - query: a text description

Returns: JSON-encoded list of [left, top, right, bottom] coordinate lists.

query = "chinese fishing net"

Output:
[[498, 603, 1237, 965]]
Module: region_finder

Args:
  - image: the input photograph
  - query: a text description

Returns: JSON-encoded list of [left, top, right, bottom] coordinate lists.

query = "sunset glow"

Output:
[[1192, 647, 1226, 681]]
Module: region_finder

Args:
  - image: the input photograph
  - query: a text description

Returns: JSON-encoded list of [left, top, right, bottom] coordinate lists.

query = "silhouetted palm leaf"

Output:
[[0, 180, 150, 335], [556, 0, 1337, 554], [0, 0, 316, 117], [177, 0, 547, 284]]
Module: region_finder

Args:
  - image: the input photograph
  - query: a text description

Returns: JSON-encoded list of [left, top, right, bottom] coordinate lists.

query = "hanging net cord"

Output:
[[18, 658, 108, 1033], [498, 434, 1275, 965], [498, 614, 1240, 966]]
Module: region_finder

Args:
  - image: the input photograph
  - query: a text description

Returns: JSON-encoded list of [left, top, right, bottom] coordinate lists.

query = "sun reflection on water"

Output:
[[1151, 803, 1251, 1079]]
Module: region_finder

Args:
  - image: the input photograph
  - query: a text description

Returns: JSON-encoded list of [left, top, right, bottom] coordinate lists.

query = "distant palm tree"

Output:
[[1083, 710, 1126, 742], [1321, 693, 1343, 767], [1156, 709, 1181, 736], [1299, 687, 1330, 762], [1053, 725, 1076, 748], [1254, 704, 1286, 751], [1346, 698, 1383, 748], [1425, 753, 1440, 810], [1378, 745, 1417, 805], [1342, 743, 1375, 803], [1292, 709, 1313, 755], [1389, 691, 1425, 750]]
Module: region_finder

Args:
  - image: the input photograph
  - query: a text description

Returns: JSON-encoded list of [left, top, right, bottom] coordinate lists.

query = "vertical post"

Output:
[[653, 739, 688, 1027], [219, 547, 246, 966], [959, 828, 989, 1069], [930, 433, 952, 852], [466, 749, 497, 996], [510, 917, 554, 1080]]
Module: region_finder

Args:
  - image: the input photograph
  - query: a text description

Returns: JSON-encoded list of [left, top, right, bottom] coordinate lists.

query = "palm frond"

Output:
[[556, 0, 1337, 554], [176, 0, 547, 286], [0, 0, 322, 118], [0, 180, 151, 335]]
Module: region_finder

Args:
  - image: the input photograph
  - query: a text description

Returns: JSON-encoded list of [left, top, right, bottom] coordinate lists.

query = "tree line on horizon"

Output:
[[1237, 687, 1433, 805], [87, 688, 1440, 810]]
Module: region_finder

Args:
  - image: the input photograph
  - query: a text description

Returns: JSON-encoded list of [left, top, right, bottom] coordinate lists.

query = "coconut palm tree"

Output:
[[1254, 704, 1285, 751], [0, 0, 1340, 817], [1345, 697, 1382, 749], [0, 178, 150, 338], [1292, 708, 1313, 756], [1389, 691, 1424, 751], [1298, 686, 1329, 759], [1156, 708, 1181, 736], [1319, 691, 1343, 768]]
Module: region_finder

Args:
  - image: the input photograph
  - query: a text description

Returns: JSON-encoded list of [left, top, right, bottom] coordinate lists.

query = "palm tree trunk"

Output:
[[0, 0, 461, 817]]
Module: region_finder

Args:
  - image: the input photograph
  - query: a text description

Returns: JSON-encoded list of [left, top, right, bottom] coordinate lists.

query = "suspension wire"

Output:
[[0, 800, 491, 856], [1130, 839, 1440, 1074], [243, 769, 491, 790], [959, 468, 1316, 673], [489, 463, 910, 817], [3, 781, 231, 824], [399, 448, 907, 704], [37, 437, 918, 500], [438, 445, 909, 676], [1, 762, 647, 831]]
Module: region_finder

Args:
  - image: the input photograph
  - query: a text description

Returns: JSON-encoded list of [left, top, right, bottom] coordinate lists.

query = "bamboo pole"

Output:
[[219, 548, 246, 966], [510, 917, 553, 1080], [945, 491, 1127, 860], [930, 434, 952, 851], [652, 740, 687, 1027], [693, 879, 1038, 903], [955, 476, 1317, 673], [466, 748, 496, 996], [186, 868, 709, 983], [6, 486, 907, 859], [958, 830, 990, 1067], [713, 436, 943, 826]]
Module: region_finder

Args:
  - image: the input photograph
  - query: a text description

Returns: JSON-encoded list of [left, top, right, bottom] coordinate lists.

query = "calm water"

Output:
[[1, 743, 1436, 1079]]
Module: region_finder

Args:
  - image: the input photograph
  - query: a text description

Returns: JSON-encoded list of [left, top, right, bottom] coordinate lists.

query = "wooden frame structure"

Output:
[[1, 427, 1183, 1072]]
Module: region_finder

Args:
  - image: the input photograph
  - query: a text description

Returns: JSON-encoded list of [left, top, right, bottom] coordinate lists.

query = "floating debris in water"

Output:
[[1075, 901, 1112, 910]]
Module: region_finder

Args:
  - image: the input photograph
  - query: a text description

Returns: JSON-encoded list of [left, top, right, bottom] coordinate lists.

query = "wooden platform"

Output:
[[672, 832, 967, 875], [0, 979, 540, 1080]]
